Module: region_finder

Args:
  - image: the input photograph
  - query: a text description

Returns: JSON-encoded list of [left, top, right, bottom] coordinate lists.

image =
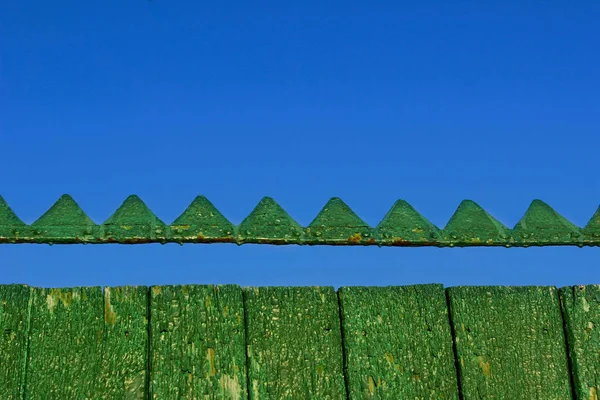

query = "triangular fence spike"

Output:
[[442, 200, 510, 246], [0, 195, 27, 242], [512, 200, 581, 245], [581, 206, 600, 245], [238, 197, 303, 244], [29, 194, 98, 243], [306, 198, 374, 244], [103, 195, 166, 243], [170, 196, 235, 243], [376, 200, 440, 245]]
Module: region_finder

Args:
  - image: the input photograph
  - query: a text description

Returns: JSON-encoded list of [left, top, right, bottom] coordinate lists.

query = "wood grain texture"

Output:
[[25, 286, 148, 399], [339, 284, 459, 399], [560, 285, 600, 400], [447, 286, 572, 400], [244, 286, 346, 400], [149, 285, 247, 399], [0, 285, 31, 400]]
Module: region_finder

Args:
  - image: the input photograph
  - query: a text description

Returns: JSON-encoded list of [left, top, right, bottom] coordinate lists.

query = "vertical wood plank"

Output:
[[339, 284, 459, 399], [100, 286, 149, 399], [24, 286, 148, 399], [149, 285, 247, 399], [447, 286, 572, 399], [0, 285, 31, 400], [560, 285, 600, 400], [244, 286, 346, 399]]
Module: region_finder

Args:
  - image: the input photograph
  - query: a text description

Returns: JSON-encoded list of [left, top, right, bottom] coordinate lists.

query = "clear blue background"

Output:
[[1, 1, 598, 289]]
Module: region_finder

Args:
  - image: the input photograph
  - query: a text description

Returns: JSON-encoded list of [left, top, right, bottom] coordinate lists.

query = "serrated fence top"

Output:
[[0, 194, 598, 246]]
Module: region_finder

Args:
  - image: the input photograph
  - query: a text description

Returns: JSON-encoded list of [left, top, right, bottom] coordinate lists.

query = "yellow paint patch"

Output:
[[46, 289, 74, 312], [120, 225, 133, 230], [385, 353, 394, 363], [349, 233, 362, 243], [205, 296, 213, 308], [478, 356, 491, 377], [367, 376, 376, 395], [583, 297, 591, 312], [590, 387, 598, 400], [151, 286, 162, 296], [207, 348, 216, 377], [104, 288, 117, 325], [219, 374, 242, 399], [46, 294, 56, 312]]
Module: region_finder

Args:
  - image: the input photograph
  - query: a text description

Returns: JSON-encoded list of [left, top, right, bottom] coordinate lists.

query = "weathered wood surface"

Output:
[[339, 284, 459, 399], [25, 286, 148, 399], [244, 286, 346, 399], [447, 286, 572, 400], [560, 285, 600, 400], [0, 285, 30, 400], [149, 284, 247, 399]]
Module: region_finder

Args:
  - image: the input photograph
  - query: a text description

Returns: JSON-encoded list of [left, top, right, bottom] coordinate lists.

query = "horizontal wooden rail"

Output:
[[1, 194, 599, 246]]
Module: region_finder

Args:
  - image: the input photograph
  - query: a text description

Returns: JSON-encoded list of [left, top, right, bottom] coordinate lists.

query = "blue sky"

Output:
[[1, 1, 599, 288]]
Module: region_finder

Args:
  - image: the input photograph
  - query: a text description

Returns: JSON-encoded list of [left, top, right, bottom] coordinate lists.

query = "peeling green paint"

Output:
[[305, 197, 375, 245], [170, 196, 236, 243], [442, 200, 510, 246], [1, 284, 599, 398], [0, 194, 598, 246], [237, 197, 303, 244]]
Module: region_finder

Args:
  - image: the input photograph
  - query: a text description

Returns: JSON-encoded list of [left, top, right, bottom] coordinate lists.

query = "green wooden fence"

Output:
[[1, 284, 599, 399]]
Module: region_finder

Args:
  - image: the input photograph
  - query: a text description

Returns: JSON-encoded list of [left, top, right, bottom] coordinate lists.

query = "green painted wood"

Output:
[[149, 285, 247, 399], [447, 286, 572, 399], [31, 194, 99, 243], [25, 286, 148, 399], [237, 197, 304, 244], [442, 200, 510, 246], [339, 285, 459, 399], [513, 199, 582, 245], [0, 285, 31, 400], [0, 196, 26, 242], [582, 206, 600, 245], [305, 198, 374, 245], [1, 194, 599, 246], [559, 285, 600, 400], [376, 200, 441, 245], [244, 286, 346, 399], [103, 195, 167, 243], [171, 195, 236, 243]]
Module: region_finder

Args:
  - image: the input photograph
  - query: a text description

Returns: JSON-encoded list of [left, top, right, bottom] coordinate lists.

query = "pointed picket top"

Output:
[[306, 197, 374, 244], [0, 196, 25, 227], [376, 200, 440, 245], [582, 206, 600, 244], [103, 195, 166, 242], [0, 196, 26, 241], [442, 200, 510, 246], [28, 195, 98, 243], [238, 197, 303, 244], [170, 196, 235, 243], [513, 200, 581, 245], [32, 195, 95, 227]]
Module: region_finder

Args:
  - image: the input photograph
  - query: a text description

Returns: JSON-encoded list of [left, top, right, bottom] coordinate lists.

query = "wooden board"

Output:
[[339, 284, 459, 399], [149, 285, 247, 399], [560, 285, 600, 400], [447, 286, 572, 399], [25, 286, 148, 399], [0, 285, 31, 400], [244, 286, 346, 399]]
